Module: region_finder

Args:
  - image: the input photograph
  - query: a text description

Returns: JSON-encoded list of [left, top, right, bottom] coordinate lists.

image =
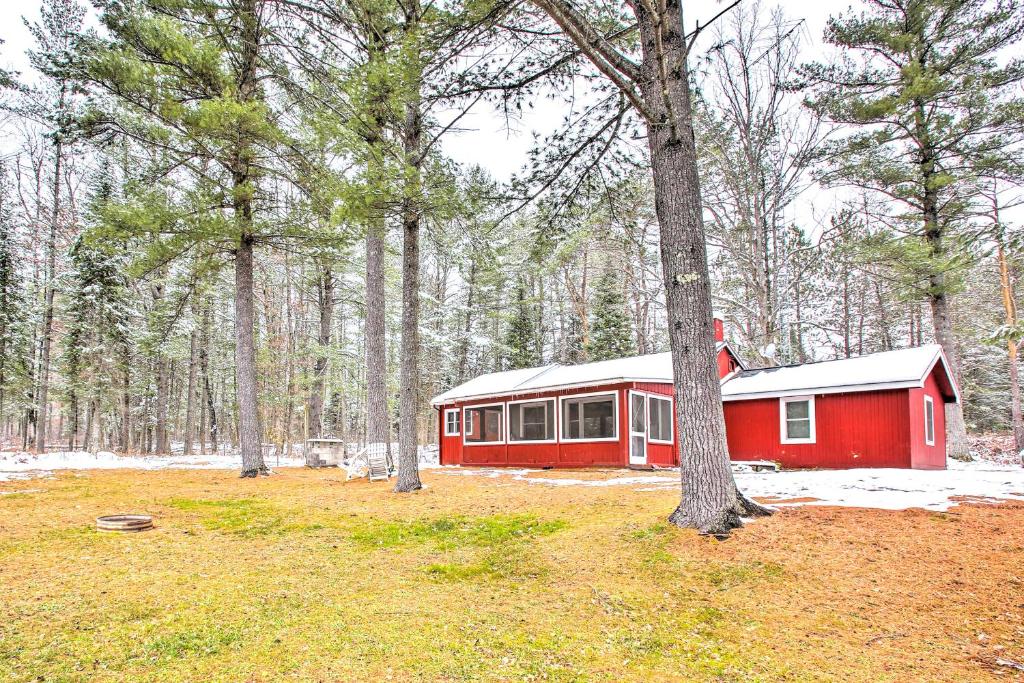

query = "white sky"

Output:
[[443, 3, 835, 181], [0, 0, 838, 182]]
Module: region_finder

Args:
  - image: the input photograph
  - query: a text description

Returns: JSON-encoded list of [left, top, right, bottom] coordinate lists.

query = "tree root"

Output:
[[239, 465, 270, 478], [393, 481, 423, 493], [668, 504, 743, 540], [734, 490, 775, 518], [668, 489, 775, 539]]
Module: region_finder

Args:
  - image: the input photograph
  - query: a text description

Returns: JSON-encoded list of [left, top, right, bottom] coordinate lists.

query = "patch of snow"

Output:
[[430, 459, 1024, 512], [0, 450, 306, 481]]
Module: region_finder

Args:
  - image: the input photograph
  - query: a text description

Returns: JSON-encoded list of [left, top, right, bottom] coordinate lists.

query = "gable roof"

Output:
[[431, 343, 739, 406], [432, 343, 960, 406], [720, 344, 959, 402]]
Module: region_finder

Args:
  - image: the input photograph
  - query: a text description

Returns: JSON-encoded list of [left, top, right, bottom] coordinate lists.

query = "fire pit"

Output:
[[96, 514, 153, 532]]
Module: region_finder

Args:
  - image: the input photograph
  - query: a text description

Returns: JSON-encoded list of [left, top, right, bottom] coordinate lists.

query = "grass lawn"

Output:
[[1, 467, 1022, 682]]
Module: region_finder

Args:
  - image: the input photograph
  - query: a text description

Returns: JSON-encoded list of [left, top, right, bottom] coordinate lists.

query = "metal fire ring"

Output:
[[96, 514, 154, 532]]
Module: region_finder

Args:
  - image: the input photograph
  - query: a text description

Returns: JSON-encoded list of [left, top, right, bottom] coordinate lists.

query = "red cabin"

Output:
[[433, 324, 959, 470]]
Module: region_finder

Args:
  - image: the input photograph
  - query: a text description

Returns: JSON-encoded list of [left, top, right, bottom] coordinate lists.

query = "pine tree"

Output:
[[0, 164, 31, 441], [24, 0, 87, 453], [526, 0, 774, 534], [63, 169, 134, 452], [504, 283, 539, 370], [85, 0, 313, 475], [802, 0, 1024, 460], [586, 269, 634, 362]]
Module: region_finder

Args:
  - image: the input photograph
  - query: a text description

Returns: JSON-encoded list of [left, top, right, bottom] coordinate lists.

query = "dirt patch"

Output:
[[757, 495, 822, 505]]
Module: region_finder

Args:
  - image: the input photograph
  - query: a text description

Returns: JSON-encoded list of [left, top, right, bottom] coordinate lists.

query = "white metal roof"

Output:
[[720, 344, 959, 402], [431, 343, 959, 406], [432, 344, 733, 405]]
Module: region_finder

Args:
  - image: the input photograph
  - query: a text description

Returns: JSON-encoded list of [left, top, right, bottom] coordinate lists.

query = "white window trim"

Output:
[[462, 402, 506, 446], [924, 395, 935, 446], [779, 395, 816, 445], [444, 408, 460, 436], [647, 394, 674, 445], [507, 397, 559, 444], [560, 390, 619, 443]]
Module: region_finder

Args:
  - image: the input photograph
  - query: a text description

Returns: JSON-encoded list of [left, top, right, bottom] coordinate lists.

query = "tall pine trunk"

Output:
[[308, 263, 332, 446], [457, 260, 476, 382], [631, 0, 771, 534], [363, 28, 391, 456], [35, 131, 62, 454], [154, 354, 169, 453], [365, 222, 389, 450], [999, 242, 1024, 453], [120, 347, 131, 452], [233, 0, 265, 477], [395, 18, 424, 492], [914, 96, 970, 461], [183, 330, 198, 455], [234, 231, 265, 476]]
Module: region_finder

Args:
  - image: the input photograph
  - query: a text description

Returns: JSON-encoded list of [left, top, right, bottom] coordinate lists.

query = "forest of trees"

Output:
[[0, 0, 1022, 526]]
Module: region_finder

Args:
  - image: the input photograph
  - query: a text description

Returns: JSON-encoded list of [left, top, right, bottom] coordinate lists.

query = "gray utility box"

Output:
[[305, 439, 345, 467]]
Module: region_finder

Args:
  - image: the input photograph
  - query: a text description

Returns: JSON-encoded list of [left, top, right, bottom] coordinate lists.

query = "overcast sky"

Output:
[[0, 1, 843, 181]]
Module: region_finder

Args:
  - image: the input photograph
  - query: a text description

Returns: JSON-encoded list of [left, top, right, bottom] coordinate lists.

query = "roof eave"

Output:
[[722, 379, 926, 401], [430, 375, 674, 406]]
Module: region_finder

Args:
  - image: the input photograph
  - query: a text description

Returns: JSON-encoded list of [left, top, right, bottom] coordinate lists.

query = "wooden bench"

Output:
[[732, 460, 779, 472]]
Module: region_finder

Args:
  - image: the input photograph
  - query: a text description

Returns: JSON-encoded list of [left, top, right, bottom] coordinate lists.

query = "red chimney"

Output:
[[713, 316, 724, 342]]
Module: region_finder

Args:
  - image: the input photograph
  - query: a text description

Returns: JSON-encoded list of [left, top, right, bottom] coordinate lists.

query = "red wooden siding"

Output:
[[437, 345, 951, 470], [718, 349, 741, 378], [724, 389, 913, 469], [908, 366, 948, 469]]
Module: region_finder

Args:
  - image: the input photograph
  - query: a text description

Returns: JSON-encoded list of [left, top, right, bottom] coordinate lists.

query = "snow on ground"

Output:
[[2, 447, 1022, 512], [0, 450, 307, 482], [432, 458, 1024, 512]]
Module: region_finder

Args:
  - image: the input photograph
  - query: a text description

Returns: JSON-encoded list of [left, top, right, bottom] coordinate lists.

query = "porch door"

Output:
[[628, 391, 647, 466]]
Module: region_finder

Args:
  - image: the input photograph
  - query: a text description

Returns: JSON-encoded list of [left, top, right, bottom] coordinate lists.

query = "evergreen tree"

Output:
[[62, 169, 134, 451], [84, 0, 318, 475], [586, 269, 634, 362], [24, 0, 88, 453], [0, 165, 31, 439], [504, 282, 539, 369], [802, 0, 1024, 459]]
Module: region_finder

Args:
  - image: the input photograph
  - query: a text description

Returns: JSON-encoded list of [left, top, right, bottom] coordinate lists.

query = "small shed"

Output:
[[432, 327, 959, 470]]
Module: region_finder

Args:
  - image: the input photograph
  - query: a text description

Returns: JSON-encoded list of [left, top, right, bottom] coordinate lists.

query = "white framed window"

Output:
[[924, 395, 935, 446], [780, 395, 815, 444], [463, 403, 505, 445], [444, 409, 460, 436], [648, 395, 673, 444], [561, 392, 618, 442], [508, 398, 557, 443]]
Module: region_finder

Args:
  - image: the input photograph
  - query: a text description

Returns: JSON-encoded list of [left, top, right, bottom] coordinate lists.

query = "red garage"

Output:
[[433, 329, 958, 470]]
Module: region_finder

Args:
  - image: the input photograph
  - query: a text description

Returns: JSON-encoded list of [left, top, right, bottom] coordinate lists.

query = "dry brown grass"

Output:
[[1, 466, 1022, 682]]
